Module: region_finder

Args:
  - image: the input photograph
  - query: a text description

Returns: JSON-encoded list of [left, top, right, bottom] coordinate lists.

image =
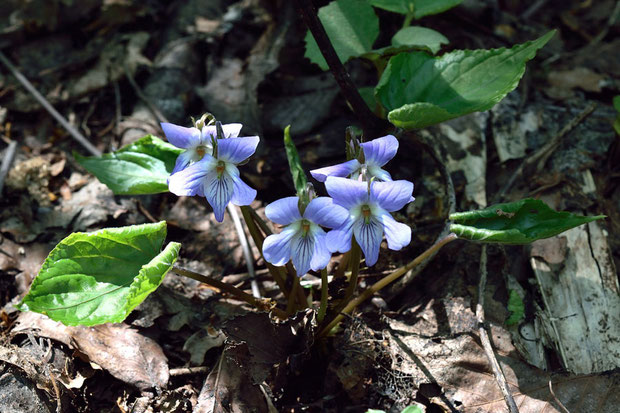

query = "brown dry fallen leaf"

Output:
[[546, 67, 605, 99], [13, 312, 169, 391], [383, 311, 620, 412], [194, 343, 270, 413], [223, 310, 315, 384]]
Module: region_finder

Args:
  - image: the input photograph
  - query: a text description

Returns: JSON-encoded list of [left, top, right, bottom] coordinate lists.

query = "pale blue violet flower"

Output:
[[168, 136, 259, 222], [161, 122, 242, 174], [262, 196, 348, 276], [310, 135, 398, 182], [325, 177, 414, 266]]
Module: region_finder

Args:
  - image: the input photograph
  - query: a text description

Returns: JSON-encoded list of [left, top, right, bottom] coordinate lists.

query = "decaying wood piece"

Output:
[[529, 219, 620, 374]]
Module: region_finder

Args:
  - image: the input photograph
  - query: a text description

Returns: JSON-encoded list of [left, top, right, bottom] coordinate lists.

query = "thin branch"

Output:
[[318, 269, 329, 322], [476, 245, 519, 413], [227, 205, 261, 298], [240, 206, 289, 296], [172, 266, 287, 319], [548, 379, 570, 413], [293, 0, 387, 136], [0, 51, 101, 157], [0, 140, 17, 196], [169, 366, 209, 377], [318, 232, 457, 337], [123, 60, 168, 125]]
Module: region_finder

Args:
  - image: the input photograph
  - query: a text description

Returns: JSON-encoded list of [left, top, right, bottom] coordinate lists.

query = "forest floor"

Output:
[[0, 0, 619, 412]]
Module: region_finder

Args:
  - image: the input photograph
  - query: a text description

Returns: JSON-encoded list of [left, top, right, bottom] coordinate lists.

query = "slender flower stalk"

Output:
[[318, 233, 458, 337], [172, 266, 288, 319], [318, 268, 329, 322]]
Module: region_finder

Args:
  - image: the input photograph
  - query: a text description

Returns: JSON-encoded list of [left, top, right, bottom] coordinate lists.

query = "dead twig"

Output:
[[169, 366, 209, 377], [0, 51, 101, 157], [498, 103, 596, 201], [122, 60, 168, 125], [588, 0, 620, 47], [0, 140, 17, 196], [228, 205, 261, 299], [521, 0, 550, 20], [477, 245, 520, 413], [171, 266, 287, 319], [293, 0, 387, 136], [548, 379, 570, 413]]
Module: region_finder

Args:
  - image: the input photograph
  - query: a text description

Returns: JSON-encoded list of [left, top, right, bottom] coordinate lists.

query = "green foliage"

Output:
[[506, 290, 525, 326], [75, 135, 182, 195], [369, 0, 462, 18], [19, 222, 180, 326], [401, 406, 425, 413], [449, 198, 604, 244], [375, 31, 555, 129], [391, 26, 449, 54], [304, 0, 379, 70], [365, 405, 424, 413], [283, 125, 308, 197]]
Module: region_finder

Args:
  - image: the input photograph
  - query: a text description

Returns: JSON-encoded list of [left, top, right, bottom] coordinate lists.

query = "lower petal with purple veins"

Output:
[[263, 227, 298, 266], [310, 232, 331, 272], [353, 218, 383, 266], [205, 171, 234, 222], [290, 233, 315, 276]]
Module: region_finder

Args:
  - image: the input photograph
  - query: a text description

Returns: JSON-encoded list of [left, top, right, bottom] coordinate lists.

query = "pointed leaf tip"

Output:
[[449, 198, 604, 244]]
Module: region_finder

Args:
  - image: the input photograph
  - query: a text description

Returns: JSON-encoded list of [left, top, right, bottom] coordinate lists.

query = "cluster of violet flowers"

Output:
[[164, 116, 259, 222], [263, 134, 415, 275], [163, 116, 415, 277]]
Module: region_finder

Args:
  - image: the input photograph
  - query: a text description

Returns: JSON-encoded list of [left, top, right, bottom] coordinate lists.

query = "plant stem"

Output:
[[342, 241, 361, 303], [402, 12, 414, 29], [172, 266, 288, 319], [240, 206, 288, 297], [318, 233, 458, 337], [293, 0, 387, 136], [241, 205, 307, 312], [318, 269, 329, 322], [287, 276, 300, 314], [248, 207, 273, 236], [334, 250, 350, 278]]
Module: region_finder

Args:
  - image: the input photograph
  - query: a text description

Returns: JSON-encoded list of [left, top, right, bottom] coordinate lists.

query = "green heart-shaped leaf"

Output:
[[19, 222, 180, 326], [375, 31, 555, 129], [75, 135, 182, 195], [449, 198, 604, 244]]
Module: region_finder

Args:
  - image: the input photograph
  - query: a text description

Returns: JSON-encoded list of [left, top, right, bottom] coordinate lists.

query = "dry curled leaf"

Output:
[[14, 312, 169, 391]]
